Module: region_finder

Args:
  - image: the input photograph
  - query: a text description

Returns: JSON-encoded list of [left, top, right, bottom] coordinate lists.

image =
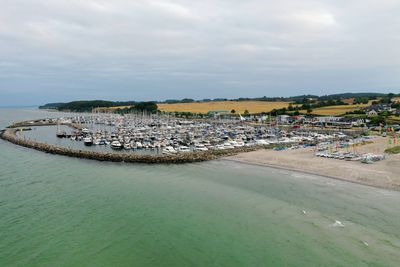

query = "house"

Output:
[[350, 118, 366, 127], [292, 115, 305, 122], [368, 110, 378, 117], [366, 104, 391, 113]]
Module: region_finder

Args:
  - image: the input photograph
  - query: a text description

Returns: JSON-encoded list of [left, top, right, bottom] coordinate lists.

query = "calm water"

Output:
[[1, 108, 400, 266], [19, 125, 162, 155]]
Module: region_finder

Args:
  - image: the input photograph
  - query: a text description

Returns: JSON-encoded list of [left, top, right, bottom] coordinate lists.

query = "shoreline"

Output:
[[221, 158, 393, 191], [224, 139, 400, 191]]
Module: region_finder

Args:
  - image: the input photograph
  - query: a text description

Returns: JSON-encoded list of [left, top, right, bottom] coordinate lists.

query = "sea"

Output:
[[0, 108, 399, 266]]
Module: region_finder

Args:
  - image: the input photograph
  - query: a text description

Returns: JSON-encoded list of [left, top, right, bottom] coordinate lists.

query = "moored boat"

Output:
[[111, 140, 123, 149], [83, 137, 93, 146]]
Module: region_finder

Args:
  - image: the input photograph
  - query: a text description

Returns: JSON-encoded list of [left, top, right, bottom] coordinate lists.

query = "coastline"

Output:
[[221, 158, 391, 191], [2, 119, 399, 191], [224, 138, 400, 191]]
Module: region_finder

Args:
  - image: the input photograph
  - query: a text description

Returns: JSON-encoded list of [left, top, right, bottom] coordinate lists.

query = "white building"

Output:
[[276, 115, 291, 124], [315, 116, 342, 123], [368, 110, 378, 117]]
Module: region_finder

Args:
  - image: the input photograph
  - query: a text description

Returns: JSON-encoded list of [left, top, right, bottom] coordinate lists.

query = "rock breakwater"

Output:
[[0, 128, 264, 164]]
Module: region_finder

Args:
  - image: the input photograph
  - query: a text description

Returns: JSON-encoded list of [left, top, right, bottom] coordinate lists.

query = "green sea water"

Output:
[[1, 108, 400, 266]]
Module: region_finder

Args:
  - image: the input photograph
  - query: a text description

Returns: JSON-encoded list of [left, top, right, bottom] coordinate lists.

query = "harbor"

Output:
[[1, 112, 356, 161], [1, 111, 398, 188]]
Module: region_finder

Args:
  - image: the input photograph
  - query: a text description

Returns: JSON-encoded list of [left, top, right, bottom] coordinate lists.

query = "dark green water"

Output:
[[1, 109, 399, 266]]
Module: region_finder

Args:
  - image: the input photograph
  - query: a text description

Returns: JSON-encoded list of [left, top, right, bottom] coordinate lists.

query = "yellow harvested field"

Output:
[[393, 97, 400, 103], [308, 103, 371, 116], [158, 101, 292, 114]]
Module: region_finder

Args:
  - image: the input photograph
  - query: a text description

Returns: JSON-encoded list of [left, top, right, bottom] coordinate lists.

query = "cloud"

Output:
[[0, 0, 399, 105], [290, 12, 337, 28]]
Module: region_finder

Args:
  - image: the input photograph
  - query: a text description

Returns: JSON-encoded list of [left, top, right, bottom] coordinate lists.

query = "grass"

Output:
[[385, 146, 400, 154], [157, 101, 292, 114], [386, 116, 400, 124]]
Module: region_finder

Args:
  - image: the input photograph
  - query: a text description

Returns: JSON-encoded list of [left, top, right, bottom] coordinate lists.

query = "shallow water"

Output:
[[1, 108, 399, 266]]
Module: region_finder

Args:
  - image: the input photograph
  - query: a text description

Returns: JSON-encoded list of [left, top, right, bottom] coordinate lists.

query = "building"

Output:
[[276, 115, 292, 124], [315, 116, 342, 123], [368, 110, 378, 117], [207, 110, 229, 118]]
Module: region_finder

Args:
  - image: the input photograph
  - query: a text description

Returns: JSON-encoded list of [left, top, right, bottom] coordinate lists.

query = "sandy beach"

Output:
[[225, 137, 400, 191]]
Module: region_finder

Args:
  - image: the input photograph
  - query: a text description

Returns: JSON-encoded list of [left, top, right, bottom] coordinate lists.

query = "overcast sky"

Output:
[[0, 0, 399, 105]]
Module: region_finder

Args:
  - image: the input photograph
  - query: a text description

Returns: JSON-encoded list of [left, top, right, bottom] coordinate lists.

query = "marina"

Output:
[[0, 112, 370, 166], [11, 113, 353, 156]]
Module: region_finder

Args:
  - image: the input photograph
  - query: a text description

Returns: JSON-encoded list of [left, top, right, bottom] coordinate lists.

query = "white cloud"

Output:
[[291, 12, 337, 27], [0, 0, 399, 105]]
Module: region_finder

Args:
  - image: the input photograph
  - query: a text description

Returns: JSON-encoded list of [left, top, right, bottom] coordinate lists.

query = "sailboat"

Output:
[[56, 121, 66, 138]]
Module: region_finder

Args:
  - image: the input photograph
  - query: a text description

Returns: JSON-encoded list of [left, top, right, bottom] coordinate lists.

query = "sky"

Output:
[[0, 0, 399, 106]]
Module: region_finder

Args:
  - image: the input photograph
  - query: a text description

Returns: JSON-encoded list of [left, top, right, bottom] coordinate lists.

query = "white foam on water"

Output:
[[331, 220, 345, 227]]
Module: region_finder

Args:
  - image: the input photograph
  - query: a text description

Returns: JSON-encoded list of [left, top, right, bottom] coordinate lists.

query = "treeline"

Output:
[[163, 92, 391, 104], [298, 99, 347, 110], [114, 102, 158, 114], [318, 92, 385, 101], [38, 102, 66, 109], [39, 100, 157, 113]]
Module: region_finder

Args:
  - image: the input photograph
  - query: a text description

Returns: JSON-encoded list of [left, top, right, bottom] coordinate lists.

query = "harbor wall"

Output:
[[8, 120, 82, 130], [0, 128, 264, 164]]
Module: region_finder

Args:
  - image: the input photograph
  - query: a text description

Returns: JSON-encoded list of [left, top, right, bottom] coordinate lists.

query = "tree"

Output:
[[231, 109, 236, 114], [307, 108, 313, 114], [370, 116, 385, 126], [391, 102, 400, 109], [129, 102, 158, 113], [327, 99, 336, 106], [244, 110, 250, 116], [353, 97, 369, 105], [301, 103, 311, 110]]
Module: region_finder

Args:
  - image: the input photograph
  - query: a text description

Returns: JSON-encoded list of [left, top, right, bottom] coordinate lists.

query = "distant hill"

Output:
[[39, 100, 158, 113], [158, 92, 389, 104], [39, 100, 137, 112], [38, 102, 65, 110]]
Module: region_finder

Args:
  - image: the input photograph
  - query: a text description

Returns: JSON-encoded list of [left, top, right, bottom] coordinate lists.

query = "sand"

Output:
[[225, 137, 400, 191]]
